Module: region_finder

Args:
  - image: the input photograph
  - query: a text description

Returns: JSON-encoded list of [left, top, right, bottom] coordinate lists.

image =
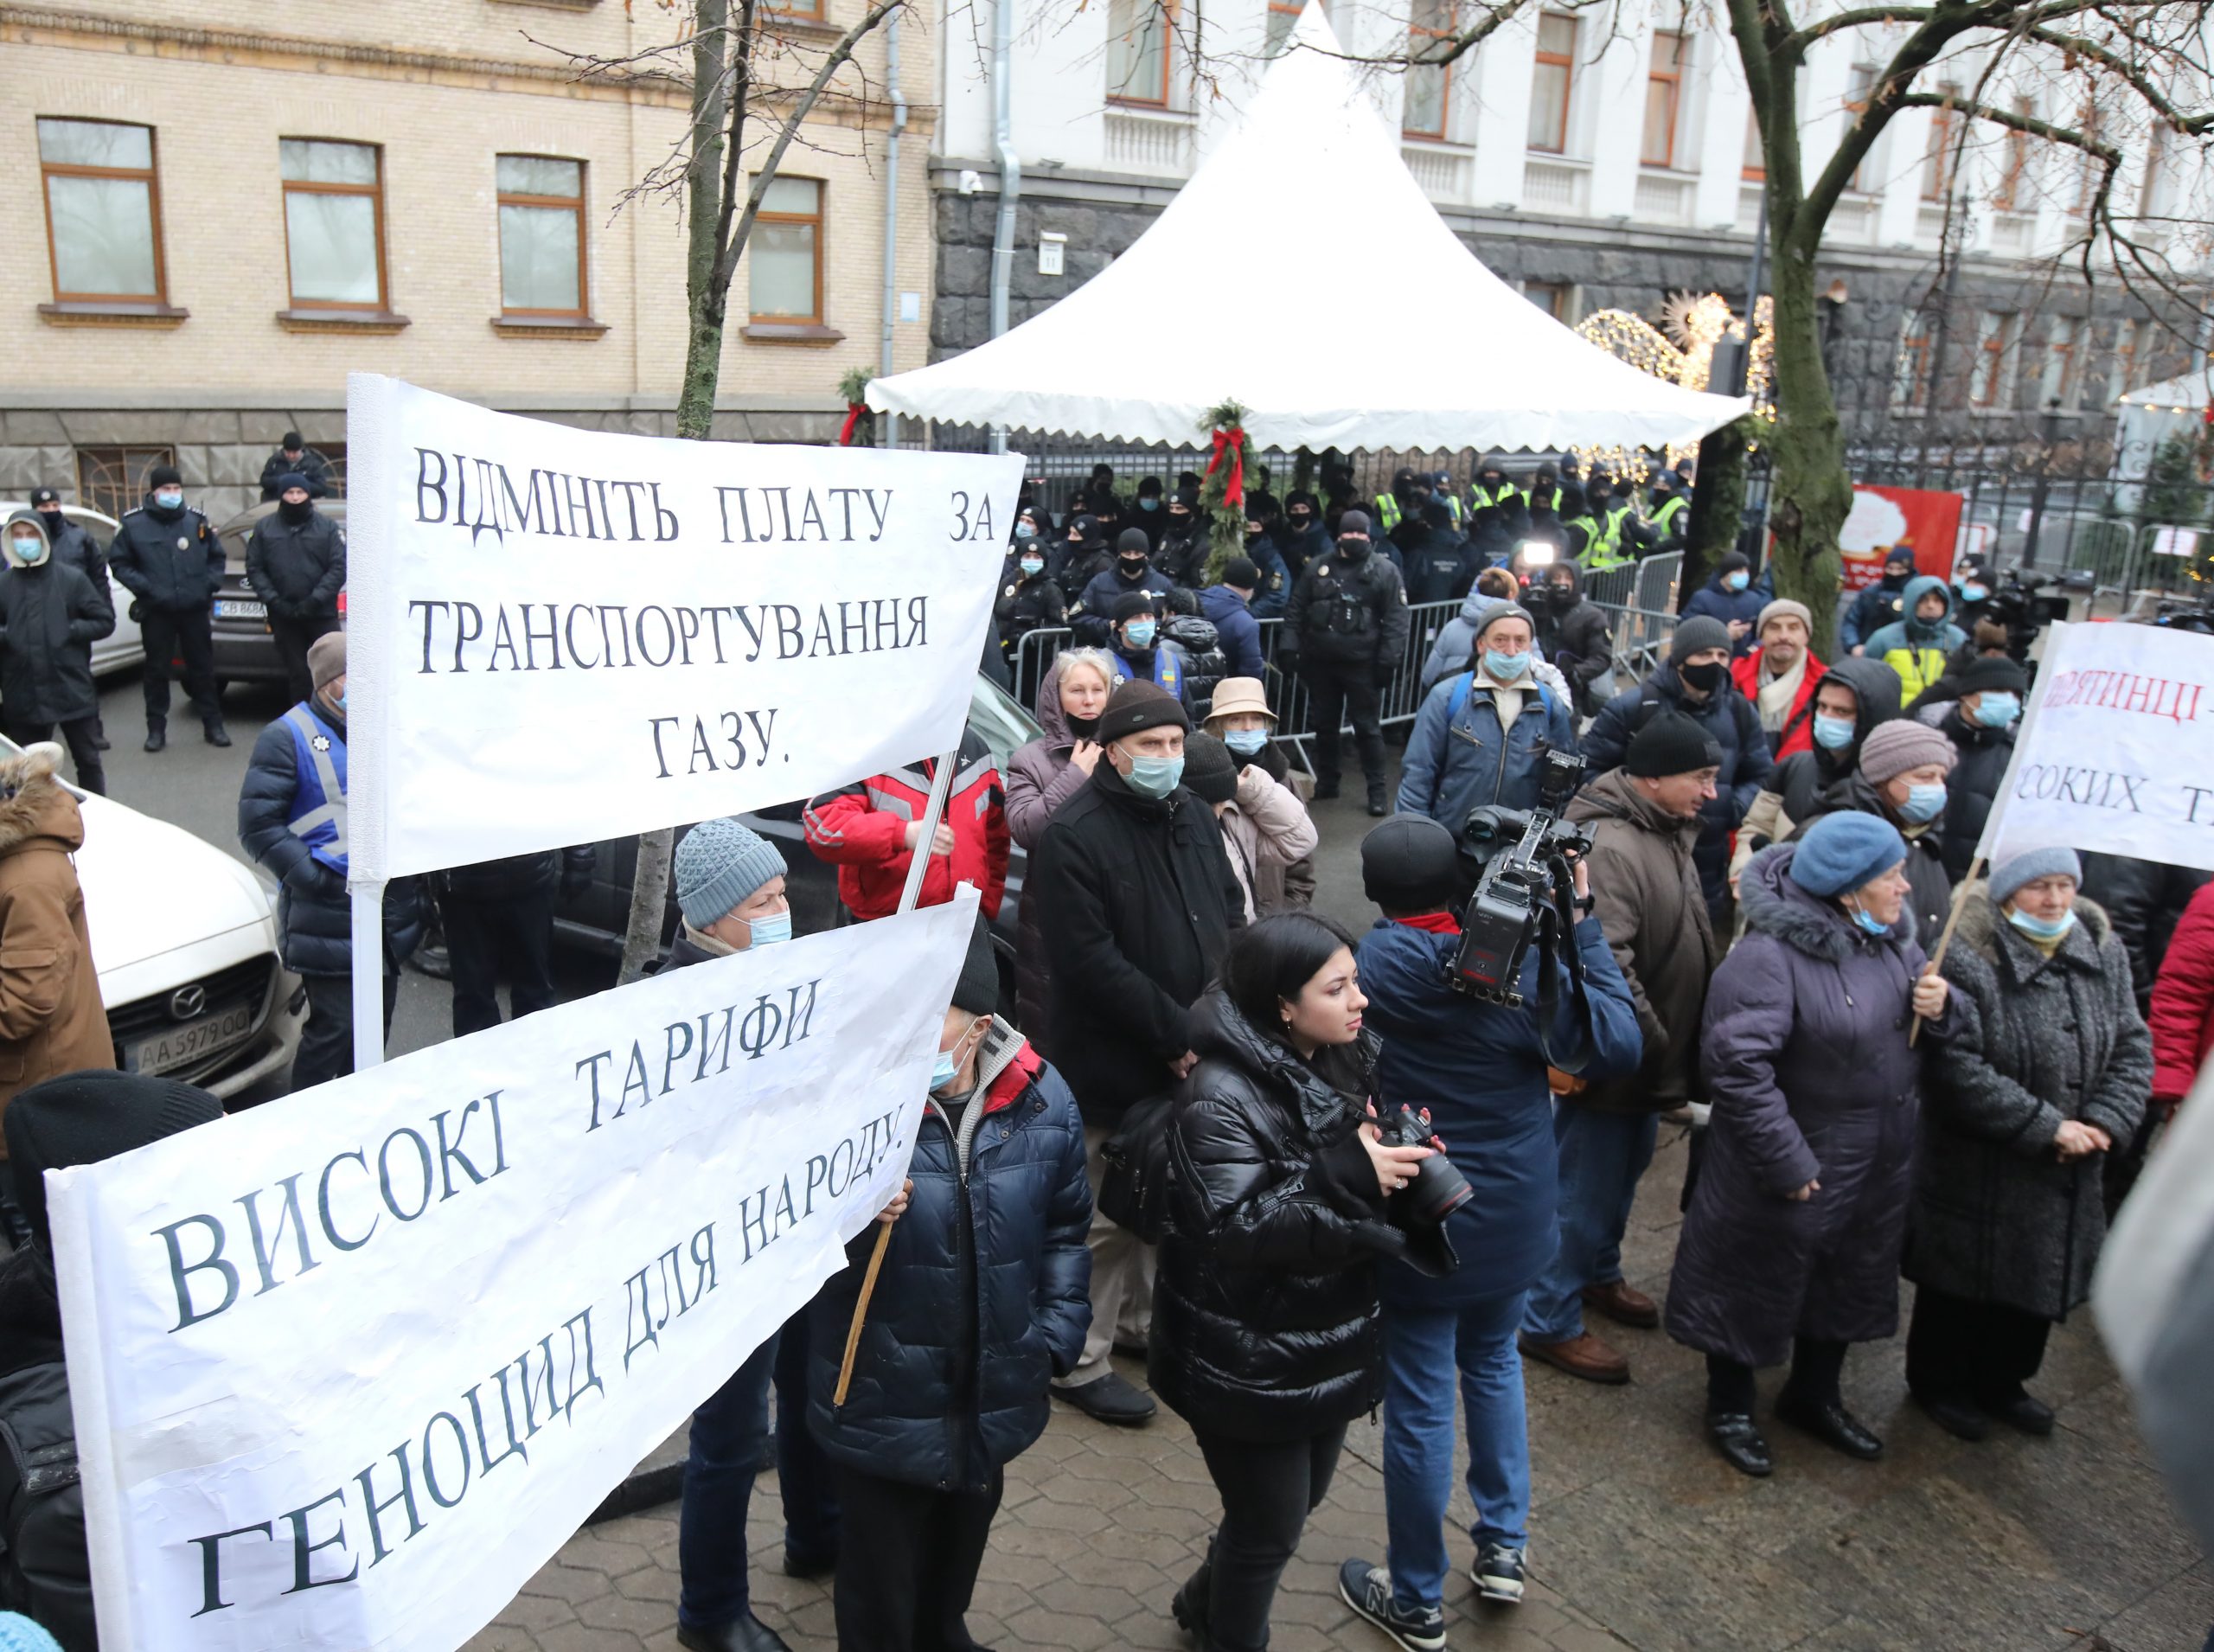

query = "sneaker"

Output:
[[1471, 1542, 1526, 1604], [1052, 1370, 1155, 1425], [1336, 1559, 1445, 1650]]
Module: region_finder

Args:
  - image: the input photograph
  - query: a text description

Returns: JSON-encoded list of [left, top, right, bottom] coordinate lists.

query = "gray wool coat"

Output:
[[1666, 843, 1940, 1367], [1904, 889, 2151, 1321]]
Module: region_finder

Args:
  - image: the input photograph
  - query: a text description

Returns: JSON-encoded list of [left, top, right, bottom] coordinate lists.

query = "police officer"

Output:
[[0, 509, 113, 794], [1281, 509, 1410, 815], [258, 430, 336, 500], [107, 464, 227, 752], [1648, 470, 1691, 554], [237, 632, 424, 1090], [29, 487, 111, 752], [246, 474, 347, 706]]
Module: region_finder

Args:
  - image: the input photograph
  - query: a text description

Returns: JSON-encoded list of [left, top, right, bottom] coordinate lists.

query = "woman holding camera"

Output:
[[1151, 912, 1444, 1652]]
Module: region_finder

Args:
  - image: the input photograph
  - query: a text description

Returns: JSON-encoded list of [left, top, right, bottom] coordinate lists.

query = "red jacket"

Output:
[[803, 732, 1008, 923], [1731, 650, 1828, 759], [2150, 880, 2214, 1104]]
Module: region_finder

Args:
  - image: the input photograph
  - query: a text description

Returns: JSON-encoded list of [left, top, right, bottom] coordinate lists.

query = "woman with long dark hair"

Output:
[[1151, 912, 1445, 1652]]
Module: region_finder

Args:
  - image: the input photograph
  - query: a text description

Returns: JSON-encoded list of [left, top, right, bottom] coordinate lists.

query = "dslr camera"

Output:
[[1448, 746, 1595, 1006], [1372, 1104, 1474, 1226]]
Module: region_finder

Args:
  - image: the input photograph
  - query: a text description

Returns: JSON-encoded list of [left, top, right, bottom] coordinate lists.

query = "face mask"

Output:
[[930, 1048, 961, 1092], [1724, 571, 1750, 592], [35, 510, 63, 534], [1123, 752, 1184, 798], [1973, 692, 2019, 727], [1548, 585, 1576, 605], [1223, 727, 1269, 756], [10, 538, 40, 562], [1848, 903, 1891, 937], [1335, 536, 1370, 561], [1020, 557, 1045, 577], [1812, 714, 1856, 751], [331, 689, 347, 714], [1289, 513, 1312, 529], [154, 490, 183, 510], [1117, 559, 1149, 579], [745, 908, 792, 949], [1123, 619, 1157, 648], [1139, 497, 1160, 511], [1901, 782, 1947, 823], [1959, 582, 1989, 602], [1679, 659, 1725, 693], [1482, 648, 1527, 680], [2006, 906, 2076, 943], [279, 497, 312, 524]]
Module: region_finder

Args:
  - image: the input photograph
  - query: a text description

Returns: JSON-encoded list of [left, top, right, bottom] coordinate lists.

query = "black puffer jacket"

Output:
[[1936, 704, 2014, 883], [107, 499, 225, 613], [1149, 991, 1397, 1443], [0, 511, 114, 725], [1532, 567, 1614, 713], [245, 509, 347, 620], [1282, 546, 1410, 671]]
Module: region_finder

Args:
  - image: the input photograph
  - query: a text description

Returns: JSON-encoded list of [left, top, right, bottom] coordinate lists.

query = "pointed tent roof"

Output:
[[868, 3, 1749, 451], [2117, 364, 2213, 412]]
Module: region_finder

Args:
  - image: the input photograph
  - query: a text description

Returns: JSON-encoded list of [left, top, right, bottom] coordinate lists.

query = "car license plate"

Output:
[[214, 599, 266, 620], [133, 1002, 256, 1074]]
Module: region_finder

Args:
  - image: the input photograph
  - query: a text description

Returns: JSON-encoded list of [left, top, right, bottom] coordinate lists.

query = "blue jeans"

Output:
[[1381, 1291, 1530, 1611], [677, 1309, 841, 1630], [1520, 1105, 1659, 1343]]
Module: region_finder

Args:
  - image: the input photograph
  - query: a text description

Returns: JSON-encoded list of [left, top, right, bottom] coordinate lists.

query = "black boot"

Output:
[[144, 722, 166, 753], [204, 720, 232, 748], [1705, 1412, 1773, 1477], [1171, 1558, 1213, 1644]]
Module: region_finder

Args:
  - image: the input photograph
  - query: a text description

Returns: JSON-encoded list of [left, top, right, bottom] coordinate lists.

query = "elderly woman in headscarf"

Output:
[[1904, 848, 2151, 1442]]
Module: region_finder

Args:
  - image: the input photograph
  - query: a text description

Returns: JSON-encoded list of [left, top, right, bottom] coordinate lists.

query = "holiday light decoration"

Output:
[[1571, 291, 1777, 478]]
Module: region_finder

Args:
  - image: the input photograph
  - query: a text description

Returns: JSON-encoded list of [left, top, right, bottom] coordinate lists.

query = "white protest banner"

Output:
[[48, 894, 976, 1652], [1977, 619, 2214, 872], [343, 375, 1022, 881]]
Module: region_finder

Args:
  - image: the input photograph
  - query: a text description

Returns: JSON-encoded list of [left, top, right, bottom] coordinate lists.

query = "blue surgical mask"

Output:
[[1901, 782, 1947, 823], [1974, 692, 2019, 727], [1123, 619, 1157, 648], [745, 908, 792, 948], [1812, 714, 1855, 751], [154, 490, 183, 510], [1223, 727, 1270, 756], [1482, 648, 1527, 680], [1849, 904, 1891, 937], [1724, 571, 1750, 592], [1139, 496, 1160, 511], [10, 538, 39, 562], [931, 1015, 982, 1092], [1959, 582, 1989, 602], [2006, 906, 2076, 943], [1123, 753, 1184, 798], [335, 690, 346, 712], [1020, 556, 1045, 577]]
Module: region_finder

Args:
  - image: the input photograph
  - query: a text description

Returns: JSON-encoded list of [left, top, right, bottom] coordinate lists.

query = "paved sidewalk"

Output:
[[463, 1128, 2211, 1652]]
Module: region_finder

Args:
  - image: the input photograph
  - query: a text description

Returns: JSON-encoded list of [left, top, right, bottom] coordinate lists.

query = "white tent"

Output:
[[2115, 364, 2213, 481], [868, 3, 1749, 452]]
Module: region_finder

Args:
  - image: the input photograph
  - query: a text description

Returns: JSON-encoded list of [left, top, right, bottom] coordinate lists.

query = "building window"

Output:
[[1527, 14, 1577, 154], [2106, 317, 2140, 402], [1993, 99, 2033, 209], [1642, 33, 1686, 169], [1107, 0, 1173, 107], [1843, 65, 1877, 192], [496, 155, 587, 317], [280, 138, 388, 311], [1524, 280, 1572, 322], [1742, 105, 1765, 181], [1970, 311, 2017, 408], [1404, 0, 1455, 139], [2039, 317, 2080, 409], [1921, 83, 1961, 202], [750, 176, 822, 323], [37, 118, 167, 304], [75, 445, 175, 521], [1892, 312, 1931, 410]]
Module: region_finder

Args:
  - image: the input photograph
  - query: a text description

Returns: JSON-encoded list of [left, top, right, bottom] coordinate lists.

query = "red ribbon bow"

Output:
[[837, 401, 867, 446], [1206, 425, 1246, 509]]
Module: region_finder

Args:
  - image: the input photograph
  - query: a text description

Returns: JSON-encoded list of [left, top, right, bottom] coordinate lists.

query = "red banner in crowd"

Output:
[[1837, 484, 1962, 595]]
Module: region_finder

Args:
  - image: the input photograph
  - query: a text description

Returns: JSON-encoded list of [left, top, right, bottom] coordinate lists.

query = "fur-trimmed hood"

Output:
[[0, 753, 80, 859], [1950, 880, 2113, 970], [1739, 840, 1915, 961]]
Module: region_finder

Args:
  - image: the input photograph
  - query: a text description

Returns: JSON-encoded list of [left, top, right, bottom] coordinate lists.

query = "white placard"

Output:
[[344, 375, 1021, 882], [2149, 526, 2201, 559], [1977, 620, 2214, 872], [48, 896, 976, 1652]]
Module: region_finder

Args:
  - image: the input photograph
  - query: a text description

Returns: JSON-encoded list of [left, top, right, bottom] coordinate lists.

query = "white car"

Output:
[[10, 738, 304, 1099], [0, 499, 145, 676]]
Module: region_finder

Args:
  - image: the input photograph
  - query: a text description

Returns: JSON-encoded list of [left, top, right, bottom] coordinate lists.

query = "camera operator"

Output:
[[1519, 713, 1725, 1386], [1336, 818, 1639, 1639]]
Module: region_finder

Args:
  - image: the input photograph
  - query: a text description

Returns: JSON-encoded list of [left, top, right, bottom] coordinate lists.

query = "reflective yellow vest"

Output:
[[1373, 492, 1403, 532]]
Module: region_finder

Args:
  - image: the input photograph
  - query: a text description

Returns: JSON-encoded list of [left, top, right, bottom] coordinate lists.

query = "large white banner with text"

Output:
[[343, 375, 1021, 881], [48, 897, 975, 1652], [1979, 620, 2214, 872]]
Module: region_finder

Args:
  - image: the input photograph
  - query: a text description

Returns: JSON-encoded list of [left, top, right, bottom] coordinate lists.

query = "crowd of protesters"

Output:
[[0, 449, 2201, 1652]]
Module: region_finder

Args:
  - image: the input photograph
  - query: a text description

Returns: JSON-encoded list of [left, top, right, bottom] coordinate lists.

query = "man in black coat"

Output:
[[29, 487, 112, 753], [1533, 560, 1616, 716], [107, 463, 228, 752], [1030, 679, 1245, 1426], [1935, 654, 2023, 883], [246, 475, 348, 705], [1072, 528, 1175, 641], [1400, 497, 1474, 605], [258, 430, 335, 500], [1281, 510, 1411, 813], [0, 510, 114, 794]]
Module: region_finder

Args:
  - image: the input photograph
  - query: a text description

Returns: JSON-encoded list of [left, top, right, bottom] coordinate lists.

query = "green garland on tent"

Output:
[[835, 366, 875, 447], [1198, 400, 1251, 585]]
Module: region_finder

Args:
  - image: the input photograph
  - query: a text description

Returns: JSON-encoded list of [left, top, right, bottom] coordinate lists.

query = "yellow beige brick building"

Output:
[[0, 0, 935, 521]]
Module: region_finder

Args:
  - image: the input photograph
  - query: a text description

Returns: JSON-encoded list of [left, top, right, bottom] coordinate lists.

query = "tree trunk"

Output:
[[1761, 231, 1852, 646], [1683, 417, 1751, 605]]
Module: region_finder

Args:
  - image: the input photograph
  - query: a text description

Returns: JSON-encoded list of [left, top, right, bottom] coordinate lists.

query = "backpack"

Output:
[[1447, 672, 1556, 721], [0, 1361, 94, 1651], [1096, 1092, 1177, 1244]]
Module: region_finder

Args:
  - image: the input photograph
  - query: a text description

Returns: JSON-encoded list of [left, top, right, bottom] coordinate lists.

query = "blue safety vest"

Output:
[[283, 703, 349, 876], [1111, 646, 1183, 700]]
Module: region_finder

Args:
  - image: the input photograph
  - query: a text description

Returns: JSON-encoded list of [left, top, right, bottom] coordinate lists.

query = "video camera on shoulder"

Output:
[[1979, 567, 2087, 660], [1447, 746, 1594, 1005]]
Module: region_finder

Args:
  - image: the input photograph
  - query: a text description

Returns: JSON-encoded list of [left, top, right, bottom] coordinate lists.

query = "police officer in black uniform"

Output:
[[1280, 509, 1410, 816], [29, 487, 112, 751], [108, 464, 228, 752], [246, 474, 348, 706]]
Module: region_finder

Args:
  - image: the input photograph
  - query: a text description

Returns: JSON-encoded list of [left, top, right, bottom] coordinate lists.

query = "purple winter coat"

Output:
[[1007, 655, 1104, 1045], [1665, 842, 1945, 1367]]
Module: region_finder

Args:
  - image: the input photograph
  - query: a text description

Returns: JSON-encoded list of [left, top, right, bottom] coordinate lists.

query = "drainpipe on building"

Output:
[[989, 0, 1022, 455], [880, 5, 907, 449]]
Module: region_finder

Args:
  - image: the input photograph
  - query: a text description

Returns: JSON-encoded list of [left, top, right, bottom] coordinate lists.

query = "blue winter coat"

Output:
[[808, 1033, 1092, 1491], [1397, 671, 1578, 826], [1200, 582, 1267, 679], [1357, 918, 1641, 1306], [1581, 669, 1773, 905], [1680, 573, 1768, 655], [1245, 539, 1293, 622]]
